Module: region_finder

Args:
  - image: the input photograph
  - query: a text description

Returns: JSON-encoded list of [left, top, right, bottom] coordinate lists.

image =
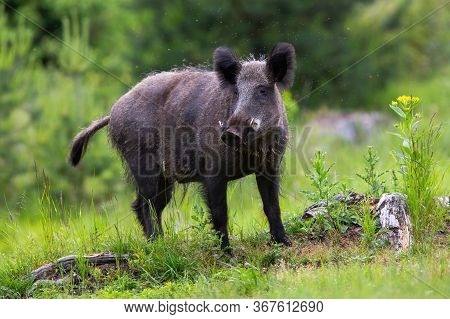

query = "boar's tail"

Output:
[[69, 115, 110, 166]]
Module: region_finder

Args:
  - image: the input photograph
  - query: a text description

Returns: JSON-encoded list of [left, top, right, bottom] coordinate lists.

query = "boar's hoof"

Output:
[[274, 235, 292, 246]]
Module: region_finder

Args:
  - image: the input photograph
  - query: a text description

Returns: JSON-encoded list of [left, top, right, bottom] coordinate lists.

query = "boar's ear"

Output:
[[214, 47, 241, 85], [266, 42, 296, 89]]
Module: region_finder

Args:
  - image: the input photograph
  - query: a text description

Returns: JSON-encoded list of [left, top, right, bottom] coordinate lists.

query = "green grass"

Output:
[[1, 201, 447, 298], [132, 252, 449, 299]]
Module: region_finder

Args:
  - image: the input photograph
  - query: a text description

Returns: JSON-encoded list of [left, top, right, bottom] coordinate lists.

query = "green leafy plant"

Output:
[[328, 203, 356, 235], [389, 95, 445, 244], [285, 215, 314, 236], [356, 146, 387, 198], [298, 151, 358, 237], [191, 204, 210, 232], [190, 204, 221, 252], [303, 151, 339, 206], [355, 199, 386, 248]]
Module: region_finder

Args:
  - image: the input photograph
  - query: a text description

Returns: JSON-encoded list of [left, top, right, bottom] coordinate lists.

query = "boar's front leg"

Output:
[[256, 172, 291, 246], [202, 177, 230, 251]]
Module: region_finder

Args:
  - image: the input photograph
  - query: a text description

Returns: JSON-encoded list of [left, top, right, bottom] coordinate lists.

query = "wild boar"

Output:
[[70, 43, 296, 250]]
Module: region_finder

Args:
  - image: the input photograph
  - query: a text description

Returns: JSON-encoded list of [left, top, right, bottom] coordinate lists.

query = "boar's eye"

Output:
[[258, 86, 268, 97], [233, 88, 239, 96]]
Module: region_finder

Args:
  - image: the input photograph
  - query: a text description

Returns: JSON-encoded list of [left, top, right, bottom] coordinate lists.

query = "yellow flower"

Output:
[[396, 95, 420, 105], [397, 95, 410, 104], [396, 95, 420, 111], [391, 101, 398, 106]]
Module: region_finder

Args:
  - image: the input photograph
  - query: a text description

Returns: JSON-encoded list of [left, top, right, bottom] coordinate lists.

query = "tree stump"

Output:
[[301, 192, 413, 251], [375, 193, 412, 251], [436, 196, 450, 211]]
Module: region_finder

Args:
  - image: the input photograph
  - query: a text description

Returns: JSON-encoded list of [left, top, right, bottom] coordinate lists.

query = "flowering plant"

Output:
[[389, 95, 421, 151], [388, 95, 443, 244]]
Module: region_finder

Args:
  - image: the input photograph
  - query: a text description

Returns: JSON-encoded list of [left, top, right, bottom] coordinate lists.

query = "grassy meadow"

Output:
[[1, 0, 449, 299]]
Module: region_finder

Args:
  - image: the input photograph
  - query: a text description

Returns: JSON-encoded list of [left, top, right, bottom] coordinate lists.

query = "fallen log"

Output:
[[31, 252, 129, 282], [302, 192, 377, 219]]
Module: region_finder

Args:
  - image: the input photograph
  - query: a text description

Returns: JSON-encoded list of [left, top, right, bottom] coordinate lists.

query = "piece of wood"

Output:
[[301, 192, 414, 251], [31, 252, 129, 282], [436, 196, 450, 211], [302, 191, 377, 219], [375, 193, 412, 251]]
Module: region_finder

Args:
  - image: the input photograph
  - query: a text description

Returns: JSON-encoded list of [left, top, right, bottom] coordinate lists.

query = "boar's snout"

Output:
[[221, 117, 259, 147], [221, 126, 242, 147]]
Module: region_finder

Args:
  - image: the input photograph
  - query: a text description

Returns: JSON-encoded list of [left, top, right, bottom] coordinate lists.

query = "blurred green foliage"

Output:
[[0, 0, 449, 208]]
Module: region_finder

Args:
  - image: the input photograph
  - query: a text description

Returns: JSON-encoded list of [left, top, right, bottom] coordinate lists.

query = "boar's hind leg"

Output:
[[202, 178, 230, 251], [256, 173, 291, 246], [132, 175, 173, 239]]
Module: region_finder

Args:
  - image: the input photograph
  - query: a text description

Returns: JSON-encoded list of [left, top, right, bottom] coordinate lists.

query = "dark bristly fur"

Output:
[[69, 43, 296, 251]]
